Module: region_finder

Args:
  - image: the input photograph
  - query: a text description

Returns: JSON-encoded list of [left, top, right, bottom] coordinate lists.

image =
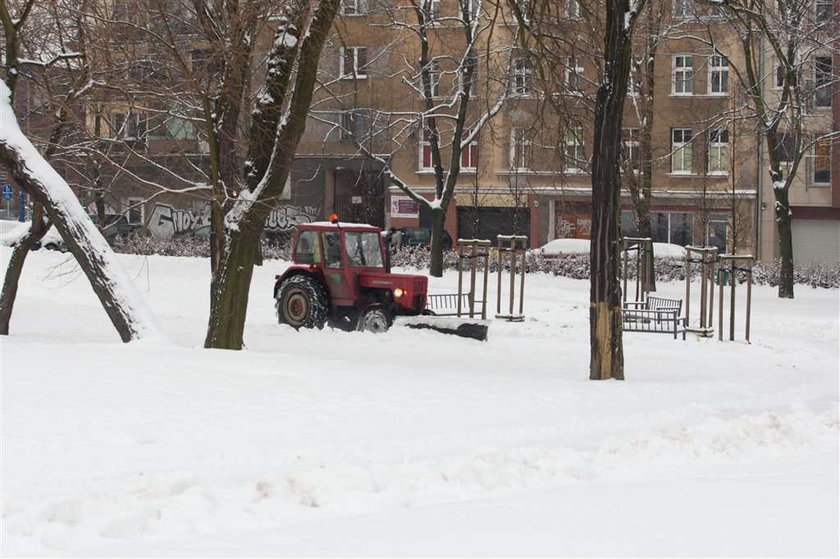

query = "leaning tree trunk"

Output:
[[0, 83, 160, 342], [773, 184, 795, 298], [429, 208, 446, 277], [590, 0, 636, 381], [0, 202, 49, 334]]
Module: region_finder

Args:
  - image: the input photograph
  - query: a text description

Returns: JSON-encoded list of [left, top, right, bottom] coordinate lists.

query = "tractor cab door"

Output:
[[321, 230, 355, 306]]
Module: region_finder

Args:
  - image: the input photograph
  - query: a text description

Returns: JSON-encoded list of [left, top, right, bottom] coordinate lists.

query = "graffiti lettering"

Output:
[[264, 205, 320, 232], [148, 203, 322, 238]]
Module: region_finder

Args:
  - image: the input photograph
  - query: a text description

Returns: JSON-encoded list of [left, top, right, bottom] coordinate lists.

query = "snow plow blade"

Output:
[[398, 316, 489, 341]]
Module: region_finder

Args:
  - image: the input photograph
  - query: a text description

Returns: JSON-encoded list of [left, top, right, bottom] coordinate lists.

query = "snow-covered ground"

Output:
[[1, 241, 838, 557]]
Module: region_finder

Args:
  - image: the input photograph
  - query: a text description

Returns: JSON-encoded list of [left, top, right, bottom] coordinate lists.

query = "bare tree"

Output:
[[696, 0, 838, 298], [0, 0, 161, 342]]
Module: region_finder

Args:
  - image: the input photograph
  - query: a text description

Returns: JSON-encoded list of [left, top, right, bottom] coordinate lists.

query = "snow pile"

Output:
[[1, 251, 837, 556]]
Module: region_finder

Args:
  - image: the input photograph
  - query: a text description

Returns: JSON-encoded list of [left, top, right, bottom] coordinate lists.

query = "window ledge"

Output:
[[416, 169, 477, 175], [666, 172, 696, 177]]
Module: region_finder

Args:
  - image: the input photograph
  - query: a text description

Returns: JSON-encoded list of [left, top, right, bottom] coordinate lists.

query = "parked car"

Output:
[[399, 227, 453, 250], [92, 214, 146, 241], [0, 221, 67, 252]]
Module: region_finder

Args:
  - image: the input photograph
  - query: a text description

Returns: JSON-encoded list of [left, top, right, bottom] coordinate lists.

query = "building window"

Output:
[[423, 59, 441, 98], [341, 0, 366, 15], [511, 58, 531, 96], [340, 111, 356, 141], [113, 112, 147, 144], [707, 214, 729, 251], [709, 55, 729, 94], [461, 129, 479, 170], [564, 126, 585, 173], [809, 136, 832, 184], [565, 57, 584, 91], [515, 0, 531, 22], [126, 198, 144, 225], [816, 0, 833, 21], [461, 0, 480, 20], [423, 0, 441, 21], [673, 55, 693, 94], [814, 56, 832, 108], [708, 128, 729, 175], [340, 47, 368, 79], [510, 127, 532, 170], [566, 0, 581, 19], [622, 127, 641, 172], [654, 211, 693, 246], [671, 128, 693, 173], [673, 0, 692, 19], [419, 124, 435, 170], [459, 50, 478, 97]]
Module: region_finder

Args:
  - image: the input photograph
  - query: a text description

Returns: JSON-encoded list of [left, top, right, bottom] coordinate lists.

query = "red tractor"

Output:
[[274, 218, 428, 332]]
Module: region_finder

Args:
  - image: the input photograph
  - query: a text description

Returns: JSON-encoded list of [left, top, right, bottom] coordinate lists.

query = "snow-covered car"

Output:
[[0, 220, 68, 252], [532, 238, 687, 259]]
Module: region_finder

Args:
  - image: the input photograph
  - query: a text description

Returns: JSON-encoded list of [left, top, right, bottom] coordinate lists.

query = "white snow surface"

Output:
[[1, 248, 838, 557], [537, 238, 688, 258]]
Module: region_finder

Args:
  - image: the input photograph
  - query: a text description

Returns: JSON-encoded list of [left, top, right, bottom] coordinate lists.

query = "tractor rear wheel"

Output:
[[276, 275, 328, 330], [357, 305, 392, 334]]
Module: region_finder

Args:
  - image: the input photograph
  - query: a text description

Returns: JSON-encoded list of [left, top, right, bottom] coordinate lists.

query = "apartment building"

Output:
[[6, 0, 836, 261], [295, 0, 760, 251]]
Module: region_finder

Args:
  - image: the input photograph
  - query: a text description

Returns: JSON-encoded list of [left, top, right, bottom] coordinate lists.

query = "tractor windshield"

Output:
[[345, 231, 384, 268]]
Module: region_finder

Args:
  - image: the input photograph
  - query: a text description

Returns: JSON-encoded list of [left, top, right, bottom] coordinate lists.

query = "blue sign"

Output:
[[2, 184, 11, 200], [18, 190, 26, 221]]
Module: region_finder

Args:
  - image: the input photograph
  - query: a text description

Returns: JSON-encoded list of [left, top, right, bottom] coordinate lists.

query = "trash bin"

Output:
[[716, 268, 730, 286]]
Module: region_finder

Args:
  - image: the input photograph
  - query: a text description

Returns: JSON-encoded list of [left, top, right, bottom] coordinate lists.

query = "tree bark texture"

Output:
[[0, 203, 49, 335], [773, 185, 795, 298], [590, 0, 637, 381], [429, 208, 446, 277]]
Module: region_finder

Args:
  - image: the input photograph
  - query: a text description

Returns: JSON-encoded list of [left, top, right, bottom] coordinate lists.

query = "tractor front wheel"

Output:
[[357, 305, 392, 334], [276, 275, 328, 330]]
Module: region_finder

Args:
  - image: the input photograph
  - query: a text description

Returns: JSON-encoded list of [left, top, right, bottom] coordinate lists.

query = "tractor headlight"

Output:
[[394, 288, 404, 298]]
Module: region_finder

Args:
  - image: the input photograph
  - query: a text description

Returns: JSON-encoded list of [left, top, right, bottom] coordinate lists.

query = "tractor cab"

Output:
[[274, 218, 428, 332]]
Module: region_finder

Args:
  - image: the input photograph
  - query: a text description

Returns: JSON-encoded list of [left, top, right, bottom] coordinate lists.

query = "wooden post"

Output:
[[469, 242, 477, 319], [519, 242, 526, 316], [745, 264, 752, 343], [685, 252, 692, 328], [482, 248, 489, 320], [496, 238, 503, 315], [458, 247, 465, 317], [718, 260, 724, 342], [729, 260, 736, 341]]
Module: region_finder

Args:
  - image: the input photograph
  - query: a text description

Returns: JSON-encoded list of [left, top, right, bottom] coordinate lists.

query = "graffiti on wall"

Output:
[[148, 203, 322, 238], [149, 203, 209, 237], [265, 205, 320, 232]]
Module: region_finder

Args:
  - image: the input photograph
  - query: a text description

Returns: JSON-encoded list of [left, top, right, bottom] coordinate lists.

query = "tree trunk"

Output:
[[590, 0, 636, 381], [203, 227, 260, 349], [429, 207, 445, 277], [773, 186, 795, 298], [0, 203, 49, 335]]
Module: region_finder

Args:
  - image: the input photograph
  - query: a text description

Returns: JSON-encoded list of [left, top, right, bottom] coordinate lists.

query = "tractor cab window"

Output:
[[295, 230, 320, 264], [322, 231, 343, 268], [345, 231, 384, 268]]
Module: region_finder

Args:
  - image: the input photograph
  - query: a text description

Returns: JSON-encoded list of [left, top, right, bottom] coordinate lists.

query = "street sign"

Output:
[[2, 184, 12, 201], [18, 190, 26, 221]]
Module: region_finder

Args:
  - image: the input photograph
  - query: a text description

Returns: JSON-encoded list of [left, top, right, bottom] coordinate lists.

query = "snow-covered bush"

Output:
[[110, 237, 839, 288]]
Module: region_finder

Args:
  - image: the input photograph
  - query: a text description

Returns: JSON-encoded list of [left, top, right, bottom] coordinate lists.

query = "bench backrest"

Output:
[[647, 296, 682, 314]]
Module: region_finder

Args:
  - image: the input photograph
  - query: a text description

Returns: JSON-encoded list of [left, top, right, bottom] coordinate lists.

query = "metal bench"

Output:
[[622, 296, 686, 340]]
